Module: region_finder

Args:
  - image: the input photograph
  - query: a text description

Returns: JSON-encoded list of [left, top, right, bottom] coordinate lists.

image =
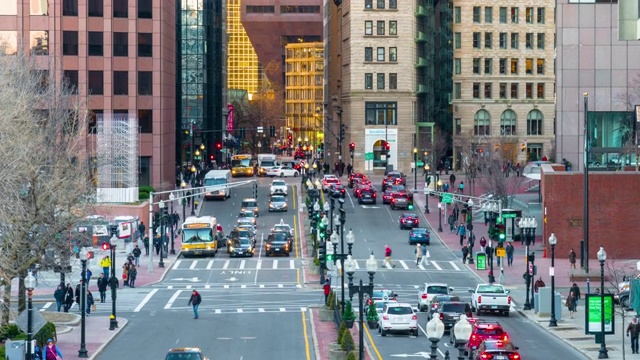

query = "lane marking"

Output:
[[294, 214, 300, 258], [273, 260, 278, 269], [168, 285, 173, 289], [189, 260, 198, 270], [40, 302, 52, 312], [259, 284, 265, 288], [279, 307, 286, 312], [290, 259, 295, 269], [206, 260, 214, 270], [354, 261, 360, 270], [278, 284, 284, 288], [241, 285, 247, 289], [418, 264, 426, 270], [186, 285, 192, 289], [215, 309, 221, 314], [449, 261, 460, 271], [364, 321, 383, 360], [222, 260, 230, 270], [239, 260, 246, 270], [205, 285, 211, 289], [256, 260, 262, 270], [302, 311, 312, 360], [134, 289, 158, 312], [164, 290, 182, 309], [237, 309, 243, 313], [172, 260, 182, 270], [224, 285, 230, 289], [399, 260, 409, 269], [431, 261, 442, 270], [258, 308, 265, 313]]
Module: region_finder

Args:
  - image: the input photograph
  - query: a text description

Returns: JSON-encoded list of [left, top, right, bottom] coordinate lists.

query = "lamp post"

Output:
[[413, 147, 418, 191], [426, 316, 446, 360], [454, 315, 473, 360], [78, 248, 89, 357], [190, 166, 197, 215], [549, 233, 558, 327], [169, 193, 176, 254], [424, 164, 430, 213], [109, 235, 118, 330], [597, 246, 608, 359], [180, 181, 187, 221], [467, 199, 475, 265], [583, 93, 590, 274], [437, 180, 443, 232], [26, 271, 36, 360], [346, 229, 355, 255], [158, 200, 166, 268], [522, 217, 533, 310], [345, 254, 377, 360]]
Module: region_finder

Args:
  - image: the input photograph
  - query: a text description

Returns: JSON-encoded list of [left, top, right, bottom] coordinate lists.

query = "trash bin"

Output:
[[475, 253, 487, 270], [5, 339, 24, 360]]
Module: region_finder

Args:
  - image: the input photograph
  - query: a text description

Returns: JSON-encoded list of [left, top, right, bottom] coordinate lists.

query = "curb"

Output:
[[88, 318, 129, 360], [309, 308, 322, 360]]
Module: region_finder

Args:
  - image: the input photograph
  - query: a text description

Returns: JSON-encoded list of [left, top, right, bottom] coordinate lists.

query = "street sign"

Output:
[[496, 247, 506, 257], [476, 253, 486, 270], [442, 193, 453, 204], [364, 152, 374, 161], [416, 161, 424, 167], [502, 213, 517, 218], [16, 309, 47, 335], [257, 126, 264, 133], [585, 295, 614, 334]]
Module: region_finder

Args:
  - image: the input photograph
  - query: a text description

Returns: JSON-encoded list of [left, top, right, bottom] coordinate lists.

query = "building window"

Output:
[[510, 83, 518, 98], [138, 71, 153, 95], [389, 47, 397, 61], [63, 70, 78, 94], [138, 110, 153, 133], [454, 7, 461, 23], [246, 6, 275, 13], [454, 58, 461, 75], [63, 0, 78, 16], [474, 109, 490, 136], [499, 7, 507, 23], [365, 47, 373, 62], [113, 0, 128, 18], [537, 33, 545, 50], [454, 83, 461, 99], [526, 33, 534, 49], [537, 8, 545, 23], [280, 5, 321, 13], [365, 73, 373, 89], [365, 102, 397, 125], [455, 118, 462, 135], [500, 110, 517, 135], [499, 33, 507, 49], [389, 73, 397, 90], [30, 31, 49, 55], [138, 33, 152, 57], [510, 33, 518, 49], [485, 33, 492, 49], [88, 32, 103, 56], [499, 58, 507, 74], [485, 7, 493, 23], [473, 83, 480, 99], [525, 7, 534, 23], [138, 0, 152, 19], [377, 47, 385, 61], [537, 83, 545, 98], [526, 58, 533, 74], [113, 32, 128, 57], [484, 59, 492, 74], [88, 71, 104, 95], [537, 59, 545, 74], [377, 74, 385, 89], [365, 0, 372, 9], [113, 71, 128, 95], [377, 21, 385, 35], [473, 6, 481, 23], [527, 109, 543, 135], [389, 21, 397, 35], [389, 0, 397, 9], [454, 33, 461, 49], [526, 83, 533, 99], [499, 83, 507, 98], [62, 31, 78, 56], [511, 7, 519, 23], [88, 0, 103, 17], [88, 110, 102, 134], [511, 58, 518, 74], [473, 33, 481, 49], [472, 58, 480, 74], [484, 83, 492, 99], [377, 0, 384, 9], [31, 0, 48, 15], [365, 21, 373, 35]]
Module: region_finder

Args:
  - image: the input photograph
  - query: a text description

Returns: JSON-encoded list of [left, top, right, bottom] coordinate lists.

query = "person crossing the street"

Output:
[[415, 244, 423, 265], [188, 290, 202, 319], [383, 245, 396, 268]]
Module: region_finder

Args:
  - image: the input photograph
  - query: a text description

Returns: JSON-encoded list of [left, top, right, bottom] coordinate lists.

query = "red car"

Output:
[[348, 173, 366, 188], [382, 171, 406, 190], [472, 340, 521, 360], [463, 321, 510, 356]]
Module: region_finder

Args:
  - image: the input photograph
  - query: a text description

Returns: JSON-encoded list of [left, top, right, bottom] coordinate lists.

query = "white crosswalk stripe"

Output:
[[399, 260, 409, 269], [431, 261, 442, 270]]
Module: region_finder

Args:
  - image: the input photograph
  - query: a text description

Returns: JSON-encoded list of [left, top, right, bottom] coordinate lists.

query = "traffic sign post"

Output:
[[496, 247, 506, 257], [442, 193, 453, 204]]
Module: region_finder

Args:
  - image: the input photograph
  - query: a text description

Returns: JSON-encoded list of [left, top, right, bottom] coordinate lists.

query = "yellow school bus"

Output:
[[181, 216, 220, 257], [231, 154, 254, 177]]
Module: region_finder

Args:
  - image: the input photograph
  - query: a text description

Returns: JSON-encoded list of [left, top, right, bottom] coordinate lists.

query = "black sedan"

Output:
[[330, 184, 346, 198], [408, 227, 430, 244], [399, 213, 420, 230], [358, 187, 377, 204]]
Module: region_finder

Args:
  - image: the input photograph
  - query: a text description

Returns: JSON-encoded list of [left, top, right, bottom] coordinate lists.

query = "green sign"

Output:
[[364, 152, 374, 161], [502, 213, 517, 218], [585, 294, 615, 335], [476, 253, 487, 270], [416, 161, 424, 167], [442, 193, 453, 204]]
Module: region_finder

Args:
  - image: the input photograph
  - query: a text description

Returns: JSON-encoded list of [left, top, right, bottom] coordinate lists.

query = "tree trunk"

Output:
[[18, 275, 25, 312], [2, 281, 11, 326]]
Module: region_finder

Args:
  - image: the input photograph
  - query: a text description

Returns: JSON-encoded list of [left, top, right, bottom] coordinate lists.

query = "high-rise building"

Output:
[[0, 0, 176, 189], [451, 1, 556, 166], [226, 0, 260, 95]]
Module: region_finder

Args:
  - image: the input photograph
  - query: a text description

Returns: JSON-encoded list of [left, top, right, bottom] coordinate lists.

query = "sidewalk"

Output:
[[410, 173, 637, 360]]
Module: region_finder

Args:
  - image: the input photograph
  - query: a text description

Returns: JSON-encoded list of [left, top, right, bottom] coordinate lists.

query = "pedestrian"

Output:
[[63, 284, 74, 312], [97, 273, 108, 303], [347, 163, 353, 177], [479, 237, 487, 252], [188, 290, 202, 319], [627, 317, 640, 354], [456, 223, 466, 246], [86, 290, 94, 316], [458, 181, 465, 194], [323, 281, 331, 303], [415, 244, 423, 265], [570, 283, 581, 308], [448, 213, 456, 232], [186, 191, 192, 206], [85, 267, 92, 284], [122, 263, 130, 287], [534, 277, 546, 293], [154, 234, 162, 255], [383, 245, 396, 268], [74, 282, 82, 309], [461, 244, 470, 264], [138, 221, 146, 240], [53, 285, 64, 312], [42, 338, 63, 360], [420, 245, 428, 266], [133, 245, 142, 266], [506, 243, 514, 266], [449, 173, 456, 189], [100, 255, 111, 278], [143, 236, 150, 255], [566, 292, 577, 318], [569, 248, 577, 269], [33, 345, 42, 360], [126, 253, 135, 266], [128, 264, 138, 288]]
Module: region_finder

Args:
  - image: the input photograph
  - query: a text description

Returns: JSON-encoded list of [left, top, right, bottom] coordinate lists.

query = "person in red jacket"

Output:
[[323, 281, 331, 303]]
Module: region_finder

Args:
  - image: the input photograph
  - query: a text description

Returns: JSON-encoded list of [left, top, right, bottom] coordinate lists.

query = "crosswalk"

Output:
[[171, 258, 464, 272]]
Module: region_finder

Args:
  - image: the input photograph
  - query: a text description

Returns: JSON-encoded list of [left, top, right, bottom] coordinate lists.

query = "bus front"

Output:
[[181, 223, 217, 257], [231, 155, 254, 177]]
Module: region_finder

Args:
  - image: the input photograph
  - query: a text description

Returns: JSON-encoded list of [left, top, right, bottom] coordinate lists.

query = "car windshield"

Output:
[[404, 214, 417, 218], [372, 290, 392, 299], [271, 196, 286, 202], [426, 285, 449, 294], [269, 234, 288, 242], [239, 238, 251, 246], [232, 230, 251, 238], [165, 353, 203, 360], [477, 285, 505, 293], [273, 225, 290, 232], [272, 180, 286, 186], [476, 327, 505, 336], [242, 200, 257, 207], [412, 228, 427, 234], [183, 229, 214, 243], [387, 306, 413, 315], [483, 341, 516, 351], [391, 185, 405, 191], [442, 303, 468, 313]]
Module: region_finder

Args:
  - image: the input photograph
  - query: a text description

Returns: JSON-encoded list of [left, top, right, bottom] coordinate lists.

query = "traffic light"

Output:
[[521, 140, 527, 152], [384, 141, 391, 154], [339, 124, 346, 142], [319, 245, 326, 266], [288, 134, 292, 142], [326, 253, 334, 263], [349, 142, 355, 152], [270, 125, 276, 137], [496, 222, 506, 244], [216, 141, 222, 150], [101, 242, 110, 251]]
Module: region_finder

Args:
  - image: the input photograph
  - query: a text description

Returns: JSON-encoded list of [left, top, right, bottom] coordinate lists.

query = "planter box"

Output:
[[319, 308, 334, 322], [328, 342, 347, 360], [345, 319, 355, 328], [367, 320, 378, 329]]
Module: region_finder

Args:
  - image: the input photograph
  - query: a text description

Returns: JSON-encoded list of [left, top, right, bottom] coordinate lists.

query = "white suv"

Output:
[[378, 302, 418, 337], [417, 283, 453, 312]]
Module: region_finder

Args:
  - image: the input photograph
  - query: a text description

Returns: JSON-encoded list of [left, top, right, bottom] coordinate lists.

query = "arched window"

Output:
[[474, 110, 490, 136], [527, 110, 543, 135], [500, 109, 517, 135]]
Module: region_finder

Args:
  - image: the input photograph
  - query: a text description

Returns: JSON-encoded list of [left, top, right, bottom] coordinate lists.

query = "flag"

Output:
[[118, 222, 132, 239]]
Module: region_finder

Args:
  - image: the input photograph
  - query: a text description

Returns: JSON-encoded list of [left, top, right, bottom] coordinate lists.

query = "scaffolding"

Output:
[[96, 113, 139, 203]]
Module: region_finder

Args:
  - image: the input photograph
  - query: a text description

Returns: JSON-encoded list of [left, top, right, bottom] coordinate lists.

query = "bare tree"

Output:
[[431, 127, 449, 172], [231, 84, 283, 154], [604, 252, 638, 359], [0, 50, 93, 324]]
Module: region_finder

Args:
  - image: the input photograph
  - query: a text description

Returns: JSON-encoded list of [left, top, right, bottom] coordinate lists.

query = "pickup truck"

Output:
[[469, 284, 512, 316]]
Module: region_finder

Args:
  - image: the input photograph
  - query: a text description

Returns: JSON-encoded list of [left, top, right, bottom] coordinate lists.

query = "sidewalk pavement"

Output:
[[410, 173, 637, 360]]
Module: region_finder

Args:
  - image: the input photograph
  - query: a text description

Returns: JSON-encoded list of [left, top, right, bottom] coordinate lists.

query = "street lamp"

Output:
[[169, 193, 176, 254], [78, 248, 89, 357], [424, 164, 430, 214], [109, 235, 118, 330], [521, 217, 534, 310], [437, 180, 443, 232], [158, 200, 165, 268], [413, 147, 418, 191], [426, 316, 446, 360], [346, 229, 355, 255], [467, 199, 475, 266], [549, 233, 558, 327], [26, 271, 36, 360], [597, 246, 608, 359], [345, 255, 356, 301], [454, 315, 473, 360], [346, 253, 377, 360], [180, 181, 187, 222]]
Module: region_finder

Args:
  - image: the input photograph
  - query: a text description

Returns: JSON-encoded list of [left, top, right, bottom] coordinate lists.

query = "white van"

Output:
[[204, 169, 231, 200]]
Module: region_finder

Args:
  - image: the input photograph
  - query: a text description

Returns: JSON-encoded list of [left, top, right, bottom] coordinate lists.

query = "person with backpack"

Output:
[[133, 245, 142, 266], [188, 290, 202, 319], [383, 245, 396, 268], [456, 223, 466, 246], [97, 273, 108, 303], [128, 265, 138, 288]]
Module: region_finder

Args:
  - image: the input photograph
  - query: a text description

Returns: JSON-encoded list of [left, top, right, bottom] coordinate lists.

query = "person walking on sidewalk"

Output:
[[461, 244, 470, 264], [97, 273, 108, 303], [138, 221, 146, 241], [323, 281, 331, 303], [128, 264, 138, 288], [506, 243, 514, 266], [85, 290, 95, 316], [63, 284, 74, 312], [383, 245, 396, 268], [627, 317, 640, 354], [43, 338, 63, 360], [100, 255, 111, 278], [458, 181, 465, 194], [53, 285, 64, 312], [566, 292, 577, 318], [449, 173, 456, 189], [415, 244, 423, 265], [122, 263, 130, 287], [456, 223, 466, 246], [570, 283, 581, 308], [569, 248, 577, 269], [188, 290, 202, 319], [448, 213, 456, 232], [133, 245, 142, 266]]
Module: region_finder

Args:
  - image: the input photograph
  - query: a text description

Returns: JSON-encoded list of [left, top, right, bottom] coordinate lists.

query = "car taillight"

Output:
[[412, 314, 418, 320], [439, 313, 444, 320], [509, 354, 521, 360], [421, 294, 427, 299], [480, 354, 493, 360], [415, 220, 419, 224], [477, 295, 482, 304], [383, 315, 389, 320], [402, 219, 406, 223], [470, 334, 479, 343], [503, 334, 509, 341], [507, 296, 512, 304]]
